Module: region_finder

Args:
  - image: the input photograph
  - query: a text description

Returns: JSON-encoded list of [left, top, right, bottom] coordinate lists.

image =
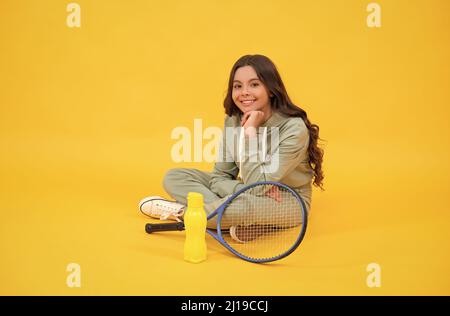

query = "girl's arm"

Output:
[[209, 160, 243, 198], [239, 118, 312, 187], [209, 117, 243, 198]]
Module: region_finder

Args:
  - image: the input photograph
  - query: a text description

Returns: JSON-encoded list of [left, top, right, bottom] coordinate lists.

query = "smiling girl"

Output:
[[139, 54, 325, 242]]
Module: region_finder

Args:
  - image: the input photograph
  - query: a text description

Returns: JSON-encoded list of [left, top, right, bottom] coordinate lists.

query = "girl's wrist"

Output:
[[244, 126, 257, 138]]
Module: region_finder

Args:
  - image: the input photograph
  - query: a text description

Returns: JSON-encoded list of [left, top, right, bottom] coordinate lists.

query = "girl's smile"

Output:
[[240, 99, 256, 105]]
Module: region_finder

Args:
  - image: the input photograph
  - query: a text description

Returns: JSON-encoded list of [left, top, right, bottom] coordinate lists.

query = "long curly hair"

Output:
[[223, 54, 325, 190]]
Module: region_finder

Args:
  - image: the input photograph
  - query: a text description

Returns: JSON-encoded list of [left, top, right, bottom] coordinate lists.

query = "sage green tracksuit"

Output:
[[163, 111, 314, 229]]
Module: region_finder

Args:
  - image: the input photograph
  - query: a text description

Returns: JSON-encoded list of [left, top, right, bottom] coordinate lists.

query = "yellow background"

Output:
[[1, 0, 449, 295]]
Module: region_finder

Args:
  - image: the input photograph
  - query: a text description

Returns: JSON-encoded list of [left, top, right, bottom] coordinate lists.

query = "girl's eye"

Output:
[[233, 83, 259, 89]]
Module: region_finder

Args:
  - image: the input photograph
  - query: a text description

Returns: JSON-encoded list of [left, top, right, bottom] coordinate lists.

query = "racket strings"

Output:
[[222, 184, 304, 261]]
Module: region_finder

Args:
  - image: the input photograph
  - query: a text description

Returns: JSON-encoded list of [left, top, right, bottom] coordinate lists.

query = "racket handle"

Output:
[[145, 222, 185, 233]]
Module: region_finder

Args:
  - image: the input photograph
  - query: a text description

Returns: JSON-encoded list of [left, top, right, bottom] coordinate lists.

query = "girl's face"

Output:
[[232, 66, 272, 114]]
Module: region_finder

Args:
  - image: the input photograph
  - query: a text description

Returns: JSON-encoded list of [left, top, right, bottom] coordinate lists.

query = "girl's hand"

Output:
[[241, 110, 265, 128], [265, 186, 282, 203], [241, 111, 266, 137]]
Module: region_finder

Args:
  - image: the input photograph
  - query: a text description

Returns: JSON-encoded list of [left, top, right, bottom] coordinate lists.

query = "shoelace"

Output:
[[153, 203, 183, 222]]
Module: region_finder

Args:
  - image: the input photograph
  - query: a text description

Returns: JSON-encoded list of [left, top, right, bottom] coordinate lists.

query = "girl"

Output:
[[139, 54, 324, 242]]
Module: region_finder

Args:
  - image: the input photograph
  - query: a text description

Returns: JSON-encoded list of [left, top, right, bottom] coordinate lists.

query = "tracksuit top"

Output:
[[209, 110, 314, 212]]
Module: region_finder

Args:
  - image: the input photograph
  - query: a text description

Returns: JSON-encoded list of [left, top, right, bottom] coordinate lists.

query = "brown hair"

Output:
[[223, 54, 325, 190]]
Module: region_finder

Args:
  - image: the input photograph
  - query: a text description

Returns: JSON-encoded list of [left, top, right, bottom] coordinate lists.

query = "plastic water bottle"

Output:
[[183, 192, 207, 263]]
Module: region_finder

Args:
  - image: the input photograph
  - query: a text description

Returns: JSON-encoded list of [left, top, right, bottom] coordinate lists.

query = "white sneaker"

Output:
[[138, 196, 185, 222]]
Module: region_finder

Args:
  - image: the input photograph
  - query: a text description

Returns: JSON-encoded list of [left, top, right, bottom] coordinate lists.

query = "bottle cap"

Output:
[[187, 192, 204, 208]]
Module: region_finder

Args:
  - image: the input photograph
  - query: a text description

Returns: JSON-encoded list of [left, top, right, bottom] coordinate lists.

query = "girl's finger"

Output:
[[241, 112, 251, 126]]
